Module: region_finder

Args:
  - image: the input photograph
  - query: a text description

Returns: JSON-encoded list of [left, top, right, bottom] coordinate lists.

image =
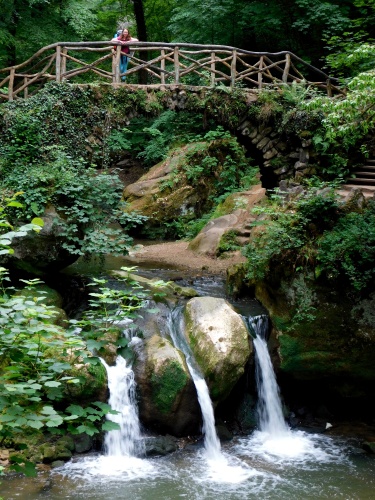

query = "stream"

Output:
[[2, 254, 375, 499]]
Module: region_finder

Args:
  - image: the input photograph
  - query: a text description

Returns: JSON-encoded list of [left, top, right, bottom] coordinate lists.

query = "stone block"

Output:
[[263, 148, 278, 160], [257, 137, 271, 150], [299, 148, 310, 162], [251, 133, 263, 145], [294, 161, 308, 170]]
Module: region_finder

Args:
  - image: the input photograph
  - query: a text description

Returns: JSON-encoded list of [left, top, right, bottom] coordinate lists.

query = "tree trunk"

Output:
[[133, 0, 148, 84]]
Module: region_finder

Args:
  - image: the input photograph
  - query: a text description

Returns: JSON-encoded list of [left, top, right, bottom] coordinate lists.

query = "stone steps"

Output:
[[339, 160, 375, 198]]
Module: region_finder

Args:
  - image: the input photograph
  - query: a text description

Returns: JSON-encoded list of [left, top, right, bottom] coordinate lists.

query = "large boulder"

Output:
[[123, 143, 204, 225], [183, 297, 251, 402], [188, 186, 266, 256], [133, 335, 201, 436], [9, 205, 79, 272]]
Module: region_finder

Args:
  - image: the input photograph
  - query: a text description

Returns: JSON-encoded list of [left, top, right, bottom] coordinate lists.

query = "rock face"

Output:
[[123, 143, 204, 225], [183, 297, 251, 402], [9, 205, 79, 272], [188, 186, 266, 256], [134, 335, 201, 436], [254, 273, 375, 408]]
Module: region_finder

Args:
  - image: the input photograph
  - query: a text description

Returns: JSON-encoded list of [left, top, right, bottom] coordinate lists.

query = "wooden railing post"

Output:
[[210, 51, 215, 87], [56, 45, 61, 82], [327, 79, 333, 97], [61, 47, 67, 80], [114, 45, 121, 83], [282, 53, 291, 84], [258, 56, 263, 89], [9, 68, 14, 101], [231, 49, 237, 88], [174, 46, 180, 84], [24, 77, 28, 98], [161, 49, 166, 86]]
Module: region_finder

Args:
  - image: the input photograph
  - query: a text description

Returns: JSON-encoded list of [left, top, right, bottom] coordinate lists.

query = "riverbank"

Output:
[[127, 240, 247, 275]]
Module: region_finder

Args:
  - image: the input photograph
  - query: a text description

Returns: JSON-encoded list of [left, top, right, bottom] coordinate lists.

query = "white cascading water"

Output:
[[101, 348, 145, 457], [249, 315, 289, 436], [167, 308, 222, 460], [242, 315, 323, 461]]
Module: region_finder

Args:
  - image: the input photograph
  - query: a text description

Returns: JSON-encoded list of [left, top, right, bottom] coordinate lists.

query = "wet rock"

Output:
[[188, 186, 266, 257], [215, 424, 233, 441], [362, 442, 375, 454], [134, 335, 201, 436], [183, 297, 251, 402], [143, 435, 179, 456], [74, 433, 93, 453], [51, 460, 65, 468]]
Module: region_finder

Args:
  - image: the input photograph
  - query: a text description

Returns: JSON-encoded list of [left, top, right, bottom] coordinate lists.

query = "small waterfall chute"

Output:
[[248, 315, 289, 436], [241, 314, 324, 461], [167, 307, 222, 461], [101, 352, 145, 457]]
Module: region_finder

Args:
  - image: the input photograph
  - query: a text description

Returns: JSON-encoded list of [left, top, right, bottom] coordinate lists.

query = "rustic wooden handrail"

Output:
[[0, 41, 342, 101]]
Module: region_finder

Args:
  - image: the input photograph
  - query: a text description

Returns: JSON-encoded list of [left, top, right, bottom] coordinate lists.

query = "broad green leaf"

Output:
[[27, 420, 44, 429], [44, 381, 61, 388], [31, 217, 44, 228], [102, 421, 121, 431]]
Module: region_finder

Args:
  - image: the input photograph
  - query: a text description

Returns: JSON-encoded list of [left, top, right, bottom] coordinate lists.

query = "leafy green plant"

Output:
[[244, 186, 339, 282], [217, 230, 241, 255], [70, 272, 149, 362], [0, 274, 118, 473], [317, 202, 375, 290]]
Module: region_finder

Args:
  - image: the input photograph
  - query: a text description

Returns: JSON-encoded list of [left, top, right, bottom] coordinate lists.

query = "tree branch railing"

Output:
[[0, 41, 342, 101]]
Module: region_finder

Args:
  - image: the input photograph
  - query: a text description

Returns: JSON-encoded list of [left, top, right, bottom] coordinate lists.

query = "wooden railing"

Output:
[[0, 42, 342, 101]]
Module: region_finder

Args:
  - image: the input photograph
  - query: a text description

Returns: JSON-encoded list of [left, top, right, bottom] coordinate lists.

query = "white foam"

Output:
[[58, 454, 157, 481]]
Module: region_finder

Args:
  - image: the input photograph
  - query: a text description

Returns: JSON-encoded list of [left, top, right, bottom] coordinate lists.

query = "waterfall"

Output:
[[101, 353, 145, 457], [167, 308, 222, 460], [249, 315, 289, 436]]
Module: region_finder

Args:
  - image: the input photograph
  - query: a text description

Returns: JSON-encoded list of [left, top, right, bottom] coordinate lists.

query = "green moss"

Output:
[[65, 361, 107, 403], [151, 360, 188, 414]]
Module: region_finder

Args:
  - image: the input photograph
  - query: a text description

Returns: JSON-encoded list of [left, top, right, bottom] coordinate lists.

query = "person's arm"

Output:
[[129, 38, 138, 57]]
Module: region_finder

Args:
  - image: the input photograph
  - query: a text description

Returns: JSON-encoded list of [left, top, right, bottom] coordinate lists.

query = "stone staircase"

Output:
[[338, 159, 375, 199]]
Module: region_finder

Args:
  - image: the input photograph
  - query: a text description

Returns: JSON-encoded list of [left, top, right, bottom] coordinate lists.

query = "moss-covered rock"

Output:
[[183, 297, 251, 402], [255, 273, 375, 398], [64, 361, 108, 404], [15, 284, 63, 308], [134, 334, 201, 436]]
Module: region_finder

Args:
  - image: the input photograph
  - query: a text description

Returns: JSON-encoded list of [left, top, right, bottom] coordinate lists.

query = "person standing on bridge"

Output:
[[111, 28, 138, 82]]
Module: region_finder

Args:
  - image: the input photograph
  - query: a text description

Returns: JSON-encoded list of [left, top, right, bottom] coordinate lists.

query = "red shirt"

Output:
[[116, 36, 130, 54]]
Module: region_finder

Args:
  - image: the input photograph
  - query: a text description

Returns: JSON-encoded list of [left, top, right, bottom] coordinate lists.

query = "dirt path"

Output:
[[127, 240, 247, 275]]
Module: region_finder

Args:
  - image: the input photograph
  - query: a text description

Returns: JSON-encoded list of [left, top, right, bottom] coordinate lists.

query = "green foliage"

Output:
[[281, 273, 318, 327], [0, 84, 157, 259], [0, 273, 116, 450], [111, 110, 207, 167], [301, 68, 375, 178], [171, 128, 257, 199], [245, 183, 375, 293], [317, 202, 375, 290], [70, 271, 148, 361], [244, 185, 340, 282], [0, 193, 44, 256], [0, 149, 145, 257], [217, 230, 241, 255]]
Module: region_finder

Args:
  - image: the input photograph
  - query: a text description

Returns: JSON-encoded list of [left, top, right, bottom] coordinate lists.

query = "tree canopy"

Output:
[[0, 0, 374, 78]]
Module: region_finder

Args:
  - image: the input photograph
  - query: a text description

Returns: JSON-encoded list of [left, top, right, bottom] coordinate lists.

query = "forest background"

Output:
[[1, 0, 375, 79]]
